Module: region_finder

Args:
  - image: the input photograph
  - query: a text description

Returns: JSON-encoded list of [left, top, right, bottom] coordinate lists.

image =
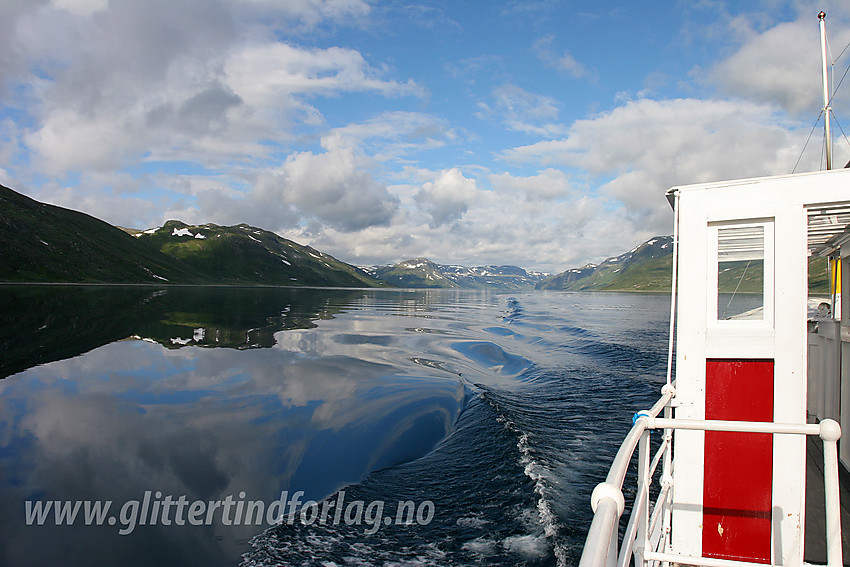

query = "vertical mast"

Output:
[[820, 11, 833, 170]]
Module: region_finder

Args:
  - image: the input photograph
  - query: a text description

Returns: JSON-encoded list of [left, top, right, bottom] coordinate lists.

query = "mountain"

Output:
[[363, 258, 548, 289], [0, 184, 381, 287], [133, 220, 379, 287], [0, 184, 202, 283], [536, 236, 674, 291], [363, 258, 459, 288], [538, 235, 831, 294]]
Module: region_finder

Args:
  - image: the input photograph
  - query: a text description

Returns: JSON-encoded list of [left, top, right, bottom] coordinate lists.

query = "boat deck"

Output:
[[804, 423, 850, 565]]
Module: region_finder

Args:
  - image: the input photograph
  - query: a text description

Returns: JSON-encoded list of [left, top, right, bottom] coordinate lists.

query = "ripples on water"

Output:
[[0, 287, 669, 567]]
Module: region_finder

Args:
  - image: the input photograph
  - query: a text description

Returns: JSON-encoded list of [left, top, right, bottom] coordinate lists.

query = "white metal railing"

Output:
[[578, 387, 844, 567], [579, 385, 675, 567]]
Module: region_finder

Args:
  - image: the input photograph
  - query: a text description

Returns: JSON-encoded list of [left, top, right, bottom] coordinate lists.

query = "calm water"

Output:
[[0, 286, 669, 567]]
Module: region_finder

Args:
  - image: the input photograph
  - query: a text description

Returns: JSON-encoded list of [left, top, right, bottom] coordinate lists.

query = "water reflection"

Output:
[[0, 286, 478, 567], [0, 285, 368, 378]]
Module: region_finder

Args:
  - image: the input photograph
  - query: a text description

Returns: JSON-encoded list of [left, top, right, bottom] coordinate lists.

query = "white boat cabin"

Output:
[[580, 168, 850, 567]]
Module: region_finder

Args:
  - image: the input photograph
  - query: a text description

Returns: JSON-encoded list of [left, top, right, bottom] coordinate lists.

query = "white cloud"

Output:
[[25, 39, 422, 176], [277, 166, 648, 273], [675, 3, 850, 119], [534, 35, 589, 79], [502, 97, 806, 216], [29, 181, 168, 231], [276, 144, 399, 231], [224, 43, 421, 104], [707, 19, 828, 115], [18, 107, 462, 237], [4, 0, 421, 180], [234, 0, 371, 32], [489, 169, 572, 200], [320, 111, 458, 160], [479, 84, 565, 136], [444, 55, 506, 85], [51, 0, 108, 16], [173, 140, 399, 234], [6, 0, 850, 276], [414, 168, 480, 227]]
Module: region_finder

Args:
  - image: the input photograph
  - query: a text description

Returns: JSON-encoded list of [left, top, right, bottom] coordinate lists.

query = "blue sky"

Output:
[[2, 0, 850, 272]]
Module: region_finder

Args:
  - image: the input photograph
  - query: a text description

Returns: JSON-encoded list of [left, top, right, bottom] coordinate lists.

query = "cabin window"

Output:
[[717, 225, 765, 320]]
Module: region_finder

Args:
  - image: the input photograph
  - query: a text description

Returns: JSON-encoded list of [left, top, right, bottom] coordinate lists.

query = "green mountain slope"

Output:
[[539, 236, 831, 294], [137, 221, 380, 287], [538, 236, 675, 291], [0, 185, 201, 283], [0, 185, 381, 287]]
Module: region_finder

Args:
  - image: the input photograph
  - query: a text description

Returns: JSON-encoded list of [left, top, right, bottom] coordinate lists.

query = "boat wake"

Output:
[[239, 293, 667, 567], [240, 387, 565, 566], [495, 406, 569, 567]]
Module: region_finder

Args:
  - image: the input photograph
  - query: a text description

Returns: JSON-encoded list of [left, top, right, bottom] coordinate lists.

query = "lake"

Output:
[[0, 286, 669, 566]]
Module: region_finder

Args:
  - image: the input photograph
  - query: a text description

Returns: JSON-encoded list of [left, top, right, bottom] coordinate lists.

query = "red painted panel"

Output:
[[703, 359, 774, 564]]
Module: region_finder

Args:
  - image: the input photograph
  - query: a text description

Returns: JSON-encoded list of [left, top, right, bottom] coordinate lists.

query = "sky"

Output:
[[2, 0, 850, 273]]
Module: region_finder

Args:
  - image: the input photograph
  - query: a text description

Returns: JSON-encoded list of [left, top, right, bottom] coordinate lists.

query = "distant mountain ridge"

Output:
[[362, 258, 548, 290], [0, 184, 380, 287], [537, 235, 830, 293], [536, 236, 674, 291], [9, 183, 819, 293]]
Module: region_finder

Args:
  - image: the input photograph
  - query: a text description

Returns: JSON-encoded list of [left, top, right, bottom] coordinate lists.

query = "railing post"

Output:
[[662, 403, 674, 554], [636, 430, 650, 567], [583, 394, 840, 567], [820, 419, 843, 567], [580, 389, 674, 567], [608, 526, 619, 567], [580, 495, 623, 567]]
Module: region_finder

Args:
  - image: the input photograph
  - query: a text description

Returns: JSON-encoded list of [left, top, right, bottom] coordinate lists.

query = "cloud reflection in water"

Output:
[[0, 287, 479, 567]]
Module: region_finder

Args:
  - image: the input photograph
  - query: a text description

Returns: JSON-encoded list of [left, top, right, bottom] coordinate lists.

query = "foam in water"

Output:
[[499, 414, 569, 566], [503, 533, 550, 558], [455, 513, 490, 528], [461, 536, 499, 556]]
